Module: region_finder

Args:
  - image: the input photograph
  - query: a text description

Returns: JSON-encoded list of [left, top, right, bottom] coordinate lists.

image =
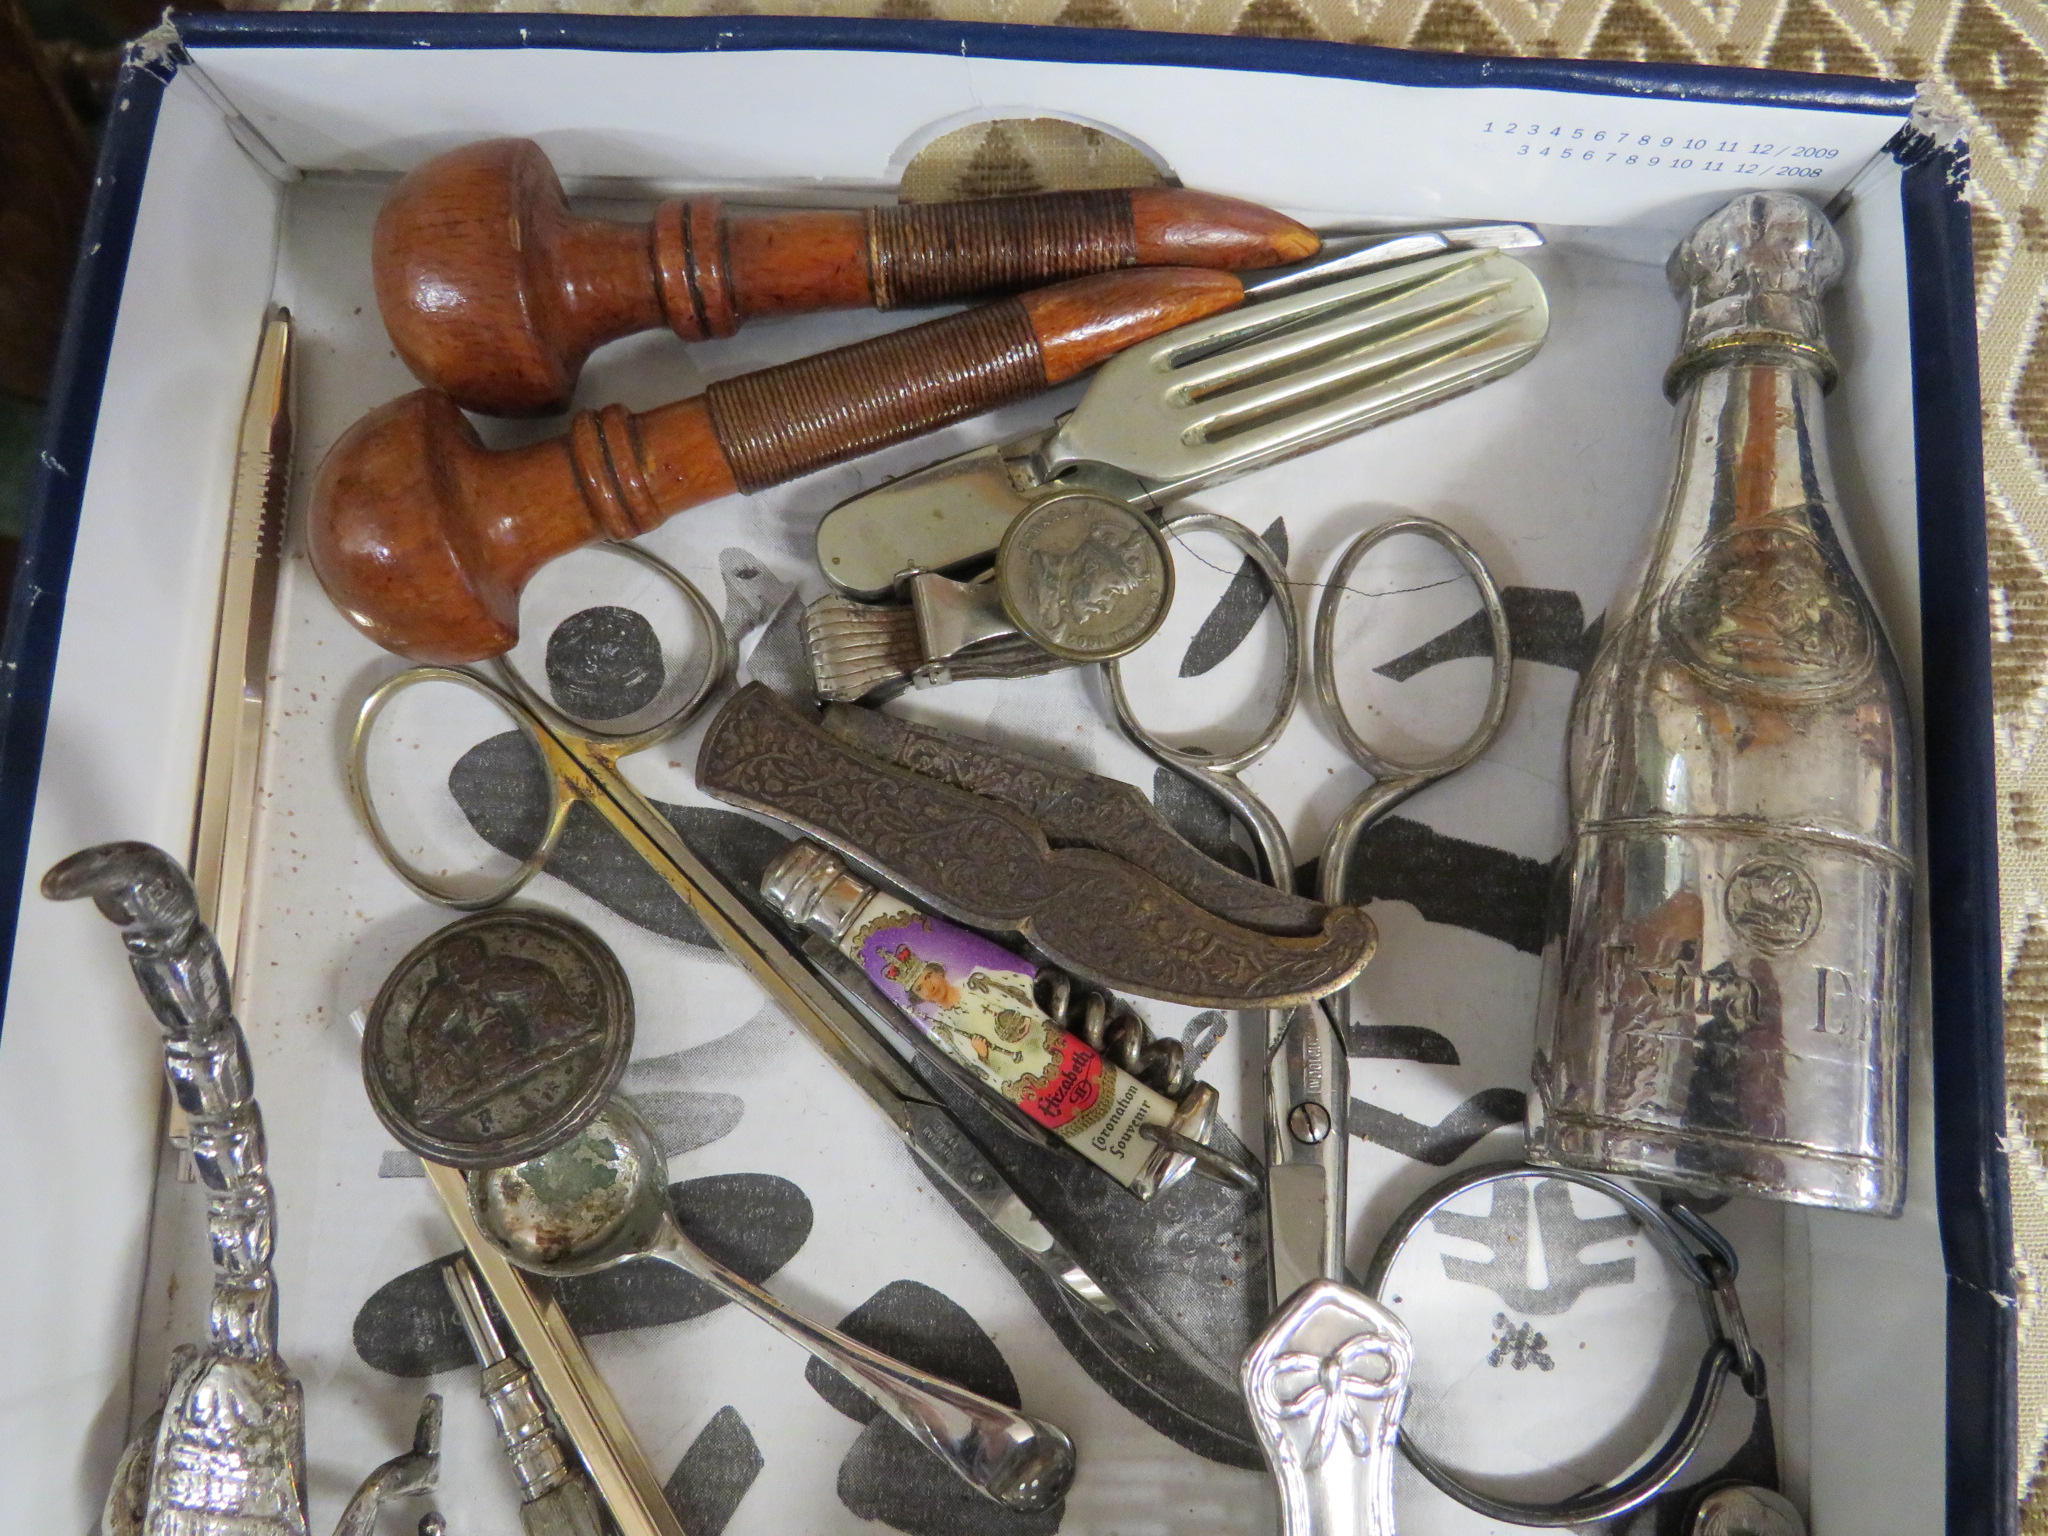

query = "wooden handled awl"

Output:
[[374, 137, 1317, 415], [312, 266, 1243, 663]]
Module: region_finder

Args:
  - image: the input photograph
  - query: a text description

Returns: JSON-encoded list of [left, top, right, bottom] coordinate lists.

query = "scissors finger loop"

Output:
[[1313, 516, 1511, 782], [1106, 511, 1300, 779], [349, 665, 567, 911]]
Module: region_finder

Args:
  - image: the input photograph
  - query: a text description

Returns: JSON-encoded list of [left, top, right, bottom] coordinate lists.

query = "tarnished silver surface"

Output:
[[1105, 513, 1510, 1304], [1689, 1484, 1807, 1536], [995, 491, 1172, 659], [349, 585, 1160, 1354], [470, 1099, 1078, 1512], [815, 236, 1549, 601], [363, 909, 634, 1169], [43, 842, 440, 1536], [1244, 1279, 1411, 1536], [1241, 221, 1541, 301], [816, 700, 1330, 937], [805, 573, 1066, 703], [1528, 192, 1913, 1215]]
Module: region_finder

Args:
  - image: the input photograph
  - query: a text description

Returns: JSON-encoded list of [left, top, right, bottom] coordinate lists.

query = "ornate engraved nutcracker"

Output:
[[1529, 193, 1913, 1215]]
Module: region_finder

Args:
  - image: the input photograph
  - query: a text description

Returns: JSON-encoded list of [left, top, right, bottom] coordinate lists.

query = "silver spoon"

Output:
[[467, 1097, 1076, 1512]]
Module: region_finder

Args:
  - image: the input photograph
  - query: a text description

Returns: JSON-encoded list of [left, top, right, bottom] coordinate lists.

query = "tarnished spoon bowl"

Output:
[[469, 1098, 1076, 1512], [471, 1107, 660, 1274]]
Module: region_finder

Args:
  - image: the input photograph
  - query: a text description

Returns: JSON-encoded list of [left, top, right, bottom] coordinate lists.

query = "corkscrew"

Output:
[[1034, 967, 1190, 1101], [1032, 965, 1259, 1192]]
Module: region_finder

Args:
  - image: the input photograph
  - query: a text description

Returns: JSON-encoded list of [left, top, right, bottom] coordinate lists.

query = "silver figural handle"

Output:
[[1245, 1280, 1411, 1536], [48, 841, 443, 1536]]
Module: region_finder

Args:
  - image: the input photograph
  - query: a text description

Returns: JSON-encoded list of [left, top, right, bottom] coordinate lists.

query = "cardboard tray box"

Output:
[[0, 14, 2006, 1535]]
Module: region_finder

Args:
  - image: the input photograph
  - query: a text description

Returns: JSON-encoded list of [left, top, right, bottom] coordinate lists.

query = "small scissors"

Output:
[[347, 543, 1142, 1338], [1105, 511, 1512, 1304]]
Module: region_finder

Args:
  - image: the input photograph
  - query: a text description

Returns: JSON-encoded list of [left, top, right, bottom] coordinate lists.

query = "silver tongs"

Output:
[[806, 224, 1546, 701]]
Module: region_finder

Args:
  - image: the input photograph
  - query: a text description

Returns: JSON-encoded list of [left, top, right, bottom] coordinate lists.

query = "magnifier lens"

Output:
[[502, 544, 721, 739], [1376, 1171, 1709, 1503], [1113, 520, 1294, 762], [356, 675, 548, 905], [1321, 526, 1501, 767]]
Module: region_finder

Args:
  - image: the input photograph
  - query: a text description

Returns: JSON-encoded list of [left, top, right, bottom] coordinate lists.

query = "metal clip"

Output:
[[807, 574, 1067, 703], [807, 489, 1175, 702]]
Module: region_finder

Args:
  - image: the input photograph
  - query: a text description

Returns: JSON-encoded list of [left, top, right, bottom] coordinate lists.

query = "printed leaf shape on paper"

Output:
[[1179, 517, 1287, 679], [1348, 1088, 1526, 1164], [804, 1281, 1064, 1535], [1335, 814, 1553, 955], [1375, 586, 1598, 678], [665, 1405, 764, 1536], [805, 1279, 1021, 1422], [1432, 1176, 1637, 1314]]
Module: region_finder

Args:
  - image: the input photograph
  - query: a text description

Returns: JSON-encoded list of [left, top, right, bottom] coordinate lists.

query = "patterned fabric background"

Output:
[[256, 0, 2045, 1515]]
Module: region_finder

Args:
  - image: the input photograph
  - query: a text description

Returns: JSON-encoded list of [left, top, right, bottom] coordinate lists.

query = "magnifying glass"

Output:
[[1361, 1163, 1805, 1534]]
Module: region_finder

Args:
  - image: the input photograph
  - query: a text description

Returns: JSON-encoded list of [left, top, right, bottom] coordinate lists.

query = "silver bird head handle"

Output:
[[1245, 1280, 1413, 1536], [43, 840, 233, 1042]]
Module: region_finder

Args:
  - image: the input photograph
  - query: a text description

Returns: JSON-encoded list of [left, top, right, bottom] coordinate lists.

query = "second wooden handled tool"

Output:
[[310, 265, 1242, 663], [375, 137, 1318, 415]]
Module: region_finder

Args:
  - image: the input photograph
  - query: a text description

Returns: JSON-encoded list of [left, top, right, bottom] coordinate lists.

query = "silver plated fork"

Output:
[[807, 227, 1547, 699]]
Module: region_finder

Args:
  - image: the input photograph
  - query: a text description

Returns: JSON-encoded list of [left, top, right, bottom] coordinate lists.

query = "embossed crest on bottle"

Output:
[[1528, 194, 1912, 1216]]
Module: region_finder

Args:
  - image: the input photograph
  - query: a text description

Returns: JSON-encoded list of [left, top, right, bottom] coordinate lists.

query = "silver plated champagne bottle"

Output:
[[1528, 193, 1912, 1215]]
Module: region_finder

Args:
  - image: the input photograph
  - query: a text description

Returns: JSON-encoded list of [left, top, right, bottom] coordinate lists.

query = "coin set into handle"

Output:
[[51, 134, 1909, 1536]]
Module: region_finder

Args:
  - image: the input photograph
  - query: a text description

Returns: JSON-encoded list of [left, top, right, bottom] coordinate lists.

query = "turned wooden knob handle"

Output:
[[373, 137, 1315, 417], [315, 267, 1244, 664]]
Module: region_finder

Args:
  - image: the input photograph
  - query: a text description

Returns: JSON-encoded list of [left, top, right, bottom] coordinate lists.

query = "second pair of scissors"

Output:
[[1106, 512, 1512, 1305]]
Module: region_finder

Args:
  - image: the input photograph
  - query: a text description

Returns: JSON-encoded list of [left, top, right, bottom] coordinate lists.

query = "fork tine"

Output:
[[1180, 306, 1538, 442], [1193, 327, 1543, 466], [1152, 251, 1493, 368], [1046, 249, 1547, 493], [1165, 274, 1523, 400]]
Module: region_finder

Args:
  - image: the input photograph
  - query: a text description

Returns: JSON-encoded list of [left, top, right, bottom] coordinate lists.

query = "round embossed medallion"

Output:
[[996, 493, 1172, 663], [1663, 525, 1874, 700], [364, 909, 634, 1168], [1723, 855, 1822, 953]]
